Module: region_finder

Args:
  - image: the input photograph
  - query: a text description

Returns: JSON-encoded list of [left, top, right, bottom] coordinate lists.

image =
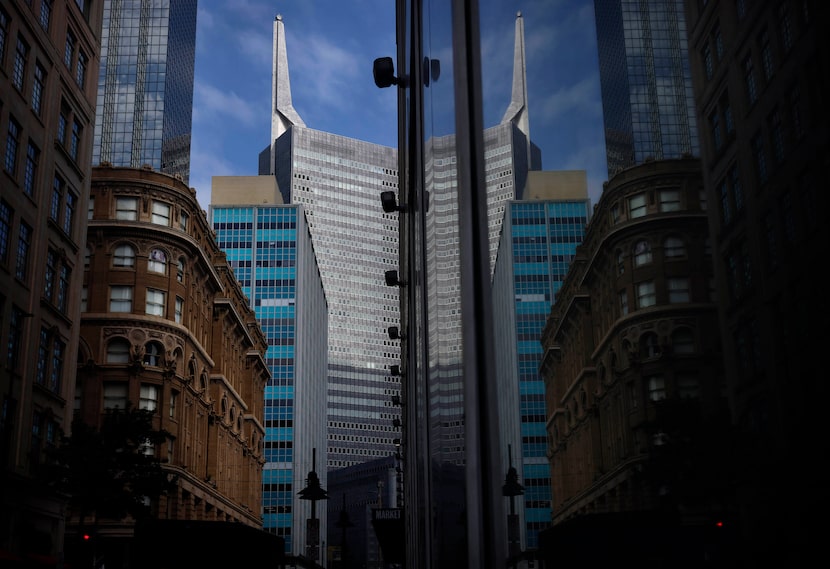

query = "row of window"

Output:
[[97, 352, 255, 442], [95, 382, 173, 458], [1, 199, 77, 306], [610, 188, 704, 225], [108, 196, 189, 231], [619, 276, 713, 316], [3, 302, 67, 383], [616, 235, 705, 274], [1, 9, 89, 172], [86, 285, 184, 322], [93, 243, 187, 282], [0, 199, 30, 281], [3, 112, 83, 220], [2, 1, 89, 86], [709, 82, 804, 189]]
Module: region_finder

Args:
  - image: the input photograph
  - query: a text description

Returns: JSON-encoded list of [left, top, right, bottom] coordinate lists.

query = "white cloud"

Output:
[[236, 29, 272, 68], [192, 80, 260, 127], [291, 35, 363, 110], [536, 75, 602, 124]]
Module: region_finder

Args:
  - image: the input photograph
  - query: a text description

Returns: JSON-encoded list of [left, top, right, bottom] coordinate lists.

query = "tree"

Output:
[[45, 404, 178, 522]]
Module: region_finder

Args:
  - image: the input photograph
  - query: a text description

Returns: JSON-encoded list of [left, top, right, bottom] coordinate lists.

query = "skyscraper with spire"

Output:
[[593, 0, 699, 177], [257, 15, 402, 472], [93, 0, 198, 183], [404, 12, 546, 559]]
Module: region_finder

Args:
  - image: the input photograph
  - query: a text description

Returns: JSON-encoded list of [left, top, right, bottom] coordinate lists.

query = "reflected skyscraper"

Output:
[[594, 0, 699, 177], [93, 0, 197, 183], [396, 11, 543, 565], [259, 16, 401, 470], [492, 172, 591, 553]]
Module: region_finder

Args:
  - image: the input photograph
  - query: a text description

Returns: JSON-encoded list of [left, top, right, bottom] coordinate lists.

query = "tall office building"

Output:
[[684, 1, 829, 564], [1, 0, 103, 563], [92, 0, 197, 183], [492, 172, 591, 554], [258, 15, 401, 470], [594, 0, 699, 177], [211, 176, 328, 559]]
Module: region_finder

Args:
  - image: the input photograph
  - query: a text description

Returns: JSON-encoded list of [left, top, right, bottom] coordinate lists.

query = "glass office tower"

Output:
[[594, 0, 699, 177], [259, 16, 402, 470], [393, 4, 543, 566], [211, 180, 328, 557], [492, 174, 591, 553], [93, 0, 197, 183]]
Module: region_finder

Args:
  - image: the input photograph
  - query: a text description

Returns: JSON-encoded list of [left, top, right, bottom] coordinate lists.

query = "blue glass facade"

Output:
[[493, 196, 590, 551], [212, 204, 327, 556], [594, 0, 699, 177], [93, 0, 197, 183]]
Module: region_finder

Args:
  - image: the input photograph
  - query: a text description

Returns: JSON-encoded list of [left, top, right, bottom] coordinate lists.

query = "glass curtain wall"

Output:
[[397, 1, 514, 567]]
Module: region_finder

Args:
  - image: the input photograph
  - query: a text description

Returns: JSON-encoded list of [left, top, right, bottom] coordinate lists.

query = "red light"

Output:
[[83, 534, 91, 541], [715, 521, 724, 528]]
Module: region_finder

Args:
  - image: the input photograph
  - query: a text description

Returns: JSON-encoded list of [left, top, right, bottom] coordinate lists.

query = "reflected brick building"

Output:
[[72, 165, 271, 566], [538, 158, 733, 564]]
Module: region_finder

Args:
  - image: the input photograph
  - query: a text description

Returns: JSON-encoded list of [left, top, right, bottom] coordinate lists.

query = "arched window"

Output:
[[616, 249, 625, 274], [106, 338, 131, 363], [143, 341, 164, 367], [113, 244, 136, 267], [663, 236, 687, 258], [672, 328, 695, 354], [177, 257, 185, 282], [640, 332, 660, 359], [633, 240, 652, 267], [148, 248, 167, 274]]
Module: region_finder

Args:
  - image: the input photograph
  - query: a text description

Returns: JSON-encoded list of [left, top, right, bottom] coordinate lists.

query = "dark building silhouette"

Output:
[[1, 0, 103, 564], [683, 0, 829, 565]]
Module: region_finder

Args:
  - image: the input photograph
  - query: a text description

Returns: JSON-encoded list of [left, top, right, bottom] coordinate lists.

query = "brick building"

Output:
[[71, 165, 272, 567], [1, 0, 103, 564], [683, 1, 829, 564]]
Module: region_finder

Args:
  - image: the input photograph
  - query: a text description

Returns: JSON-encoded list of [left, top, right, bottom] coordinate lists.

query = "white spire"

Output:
[[501, 11, 529, 141], [271, 14, 305, 144]]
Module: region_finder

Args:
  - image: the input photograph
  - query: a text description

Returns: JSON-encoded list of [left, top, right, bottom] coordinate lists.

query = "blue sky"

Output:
[[190, 0, 608, 210]]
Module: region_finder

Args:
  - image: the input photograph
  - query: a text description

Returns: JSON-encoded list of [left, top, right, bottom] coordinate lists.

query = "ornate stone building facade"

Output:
[[539, 158, 733, 563], [73, 165, 270, 562]]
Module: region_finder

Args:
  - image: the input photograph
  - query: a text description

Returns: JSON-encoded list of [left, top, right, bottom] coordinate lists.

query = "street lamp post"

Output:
[[502, 445, 524, 568], [299, 448, 328, 563]]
